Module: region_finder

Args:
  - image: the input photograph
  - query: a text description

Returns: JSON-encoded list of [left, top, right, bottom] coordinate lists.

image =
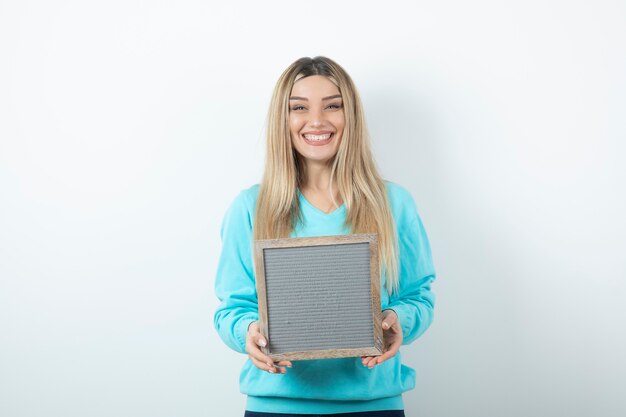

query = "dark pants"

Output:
[[244, 411, 405, 417]]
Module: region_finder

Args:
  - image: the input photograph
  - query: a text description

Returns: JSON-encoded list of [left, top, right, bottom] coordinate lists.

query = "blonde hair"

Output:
[[254, 56, 400, 294]]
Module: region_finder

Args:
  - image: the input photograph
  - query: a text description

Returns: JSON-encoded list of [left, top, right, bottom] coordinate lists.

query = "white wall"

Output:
[[1, 1, 624, 416]]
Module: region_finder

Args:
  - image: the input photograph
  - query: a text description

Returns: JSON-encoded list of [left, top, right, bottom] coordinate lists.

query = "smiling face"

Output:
[[289, 75, 345, 166]]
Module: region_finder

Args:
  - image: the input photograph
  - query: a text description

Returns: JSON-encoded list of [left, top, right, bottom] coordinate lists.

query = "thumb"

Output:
[[382, 310, 398, 330], [248, 322, 268, 347]]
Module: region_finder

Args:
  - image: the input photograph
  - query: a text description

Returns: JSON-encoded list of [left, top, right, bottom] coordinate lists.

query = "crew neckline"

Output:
[[297, 189, 346, 216]]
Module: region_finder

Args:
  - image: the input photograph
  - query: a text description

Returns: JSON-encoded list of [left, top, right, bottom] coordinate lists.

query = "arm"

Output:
[[213, 190, 294, 373], [362, 190, 436, 367], [213, 191, 259, 354], [387, 209, 437, 345]]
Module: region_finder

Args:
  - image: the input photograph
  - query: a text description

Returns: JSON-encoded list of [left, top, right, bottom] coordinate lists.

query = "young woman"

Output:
[[214, 56, 436, 416]]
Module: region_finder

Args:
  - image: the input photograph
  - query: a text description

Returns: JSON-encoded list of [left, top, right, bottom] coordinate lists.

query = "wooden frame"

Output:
[[254, 233, 383, 361]]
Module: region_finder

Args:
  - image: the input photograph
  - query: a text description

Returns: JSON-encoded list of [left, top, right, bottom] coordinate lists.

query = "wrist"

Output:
[[247, 320, 258, 332], [383, 308, 398, 318]]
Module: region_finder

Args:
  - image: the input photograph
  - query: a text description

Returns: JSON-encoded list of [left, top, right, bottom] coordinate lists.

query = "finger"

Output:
[[271, 360, 291, 374], [362, 356, 379, 368], [245, 334, 262, 352], [247, 322, 269, 348], [267, 360, 287, 374], [269, 362, 287, 374], [275, 360, 292, 368], [361, 354, 378, 367], [365, 356, 378, 368], [253, 333, 268, 349], [382, 310, 398, 330], [246, 329, 272, 358], [375, 349, 396, 365], [249, 356, 278, 373], [250, 356, 286, 374], [377, 338, 402, 364], [246, 342, 275, 368]]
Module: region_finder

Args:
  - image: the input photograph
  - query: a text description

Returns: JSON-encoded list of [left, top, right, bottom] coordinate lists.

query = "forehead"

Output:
[[290, 75, 341, 98]]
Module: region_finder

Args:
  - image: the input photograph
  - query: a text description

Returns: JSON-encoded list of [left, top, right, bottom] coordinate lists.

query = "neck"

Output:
[[300, 160, 335, 192]]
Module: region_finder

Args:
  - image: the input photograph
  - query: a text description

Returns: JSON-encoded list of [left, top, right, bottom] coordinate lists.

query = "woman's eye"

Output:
[[327, 103, 343, 110], [291, 105, 305, 111]]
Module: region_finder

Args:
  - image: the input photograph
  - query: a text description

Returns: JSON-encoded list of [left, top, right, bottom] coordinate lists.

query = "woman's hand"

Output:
[[361, 309, 403, 369], [245, 321, 292, 374]]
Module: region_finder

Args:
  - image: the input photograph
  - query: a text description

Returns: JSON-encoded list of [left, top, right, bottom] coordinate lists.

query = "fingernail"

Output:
[[259, 339, 266, 347], [266, 362, 273, 367], [382, 322, 389, 329], [268, 367, 275, 374]]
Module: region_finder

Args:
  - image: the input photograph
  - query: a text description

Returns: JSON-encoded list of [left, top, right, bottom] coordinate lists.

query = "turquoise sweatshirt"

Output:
[[213, 182, 436, 414]]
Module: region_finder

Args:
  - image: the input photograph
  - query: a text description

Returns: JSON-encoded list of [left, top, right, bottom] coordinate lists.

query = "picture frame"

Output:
[[253, 233, 383, 361]]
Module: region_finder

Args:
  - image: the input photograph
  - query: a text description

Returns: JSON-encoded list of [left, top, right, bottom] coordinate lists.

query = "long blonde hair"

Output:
[[254, 56, 400, 295]]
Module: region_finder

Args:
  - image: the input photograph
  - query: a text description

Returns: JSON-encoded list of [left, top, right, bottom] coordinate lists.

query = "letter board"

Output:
[[253, 234, 383, 360]]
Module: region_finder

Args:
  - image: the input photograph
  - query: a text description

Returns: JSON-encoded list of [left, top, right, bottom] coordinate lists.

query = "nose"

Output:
[[309, 107, 324, 127]]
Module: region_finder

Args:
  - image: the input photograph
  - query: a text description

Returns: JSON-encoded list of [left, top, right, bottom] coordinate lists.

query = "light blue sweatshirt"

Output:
[[214, 182, 436, 414]]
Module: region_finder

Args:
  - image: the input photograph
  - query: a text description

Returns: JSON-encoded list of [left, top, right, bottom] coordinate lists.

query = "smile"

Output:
[[303, 133, 332, 141], [302, 132, 334, 146]]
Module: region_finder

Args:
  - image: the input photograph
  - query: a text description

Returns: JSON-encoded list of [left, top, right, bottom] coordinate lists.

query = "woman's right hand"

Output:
[[245, 321, 292, 374]]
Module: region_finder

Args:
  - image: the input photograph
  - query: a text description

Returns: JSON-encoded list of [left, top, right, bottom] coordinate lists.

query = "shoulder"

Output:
[[230, 184, 261, 210], [384, 181, 416, 207], [384, 180, 420, 227], [232, 183, 261, 209], [220, 184, 260, 232]]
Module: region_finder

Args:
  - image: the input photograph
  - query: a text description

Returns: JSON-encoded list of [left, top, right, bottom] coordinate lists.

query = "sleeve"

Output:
[[386, 199, 437, 345], [213, 191, 259, 354]]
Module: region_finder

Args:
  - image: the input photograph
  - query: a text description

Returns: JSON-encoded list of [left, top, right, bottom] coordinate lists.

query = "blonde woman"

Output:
[[214, 56, 436, 417]]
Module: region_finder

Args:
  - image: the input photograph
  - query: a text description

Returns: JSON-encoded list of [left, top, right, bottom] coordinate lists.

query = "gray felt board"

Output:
[[263, 242, 374, 353]]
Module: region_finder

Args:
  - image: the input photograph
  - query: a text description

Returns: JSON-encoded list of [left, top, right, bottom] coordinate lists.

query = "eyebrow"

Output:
[[289, 94, 342, 101]]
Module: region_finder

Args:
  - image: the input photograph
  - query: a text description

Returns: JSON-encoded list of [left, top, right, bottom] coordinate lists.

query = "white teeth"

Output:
[[303, 133, 332, 141]]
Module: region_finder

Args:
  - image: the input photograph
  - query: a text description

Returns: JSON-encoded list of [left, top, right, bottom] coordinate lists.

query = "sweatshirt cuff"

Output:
[[384, 304, 415, 344], [235, 315, 258, 352]]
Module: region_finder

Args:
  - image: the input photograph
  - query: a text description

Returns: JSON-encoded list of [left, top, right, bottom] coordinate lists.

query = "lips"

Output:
[[302, 131, 334, 146], [303, 133, 331, 141]]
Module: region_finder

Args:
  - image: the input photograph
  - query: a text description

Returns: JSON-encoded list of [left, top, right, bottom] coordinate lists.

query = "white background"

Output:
[[1, 1, 625, 416]]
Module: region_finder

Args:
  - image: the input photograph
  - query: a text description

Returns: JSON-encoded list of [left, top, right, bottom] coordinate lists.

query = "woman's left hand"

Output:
[[361, 309, 403, 369]]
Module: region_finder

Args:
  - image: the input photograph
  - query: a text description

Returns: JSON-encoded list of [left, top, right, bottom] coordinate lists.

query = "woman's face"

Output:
[[289, 75, 345, 166]]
